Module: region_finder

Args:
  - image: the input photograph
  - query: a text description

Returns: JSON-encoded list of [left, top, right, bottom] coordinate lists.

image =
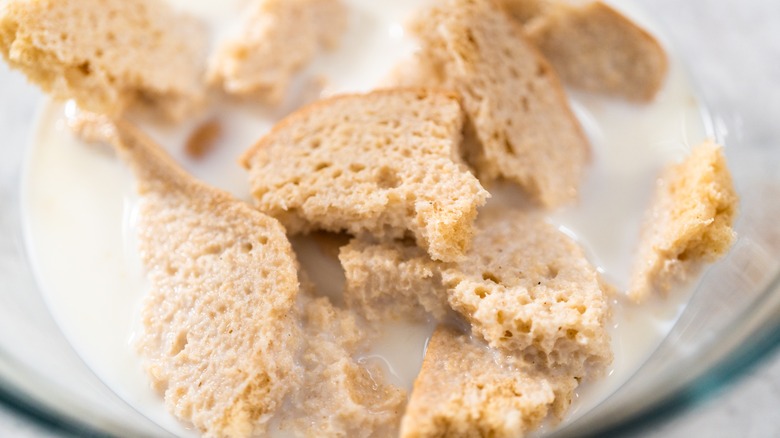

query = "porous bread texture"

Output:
[[0, 0, 206, 120], [628, 141, 737, 302], [241, 88, 490, 263], [403, 0, 589, 207], [524, 1, 668, 101], [400, 326, 577, 438], [283, 295, 407, 437], [341, 210, 612, 377], [339, 238, 451, 322], [100, 119, 301, 438], [207, 0, 347, 103]]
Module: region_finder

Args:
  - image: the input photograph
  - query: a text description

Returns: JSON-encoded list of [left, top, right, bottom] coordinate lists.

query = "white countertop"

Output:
[[1, 0, 778, 436]]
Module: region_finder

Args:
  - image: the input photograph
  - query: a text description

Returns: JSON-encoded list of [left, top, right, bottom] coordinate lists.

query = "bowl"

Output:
[[1, 0, 779, 436]]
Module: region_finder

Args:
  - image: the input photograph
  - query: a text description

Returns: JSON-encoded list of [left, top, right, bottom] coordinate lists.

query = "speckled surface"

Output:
[[1, 0, 779, 436]]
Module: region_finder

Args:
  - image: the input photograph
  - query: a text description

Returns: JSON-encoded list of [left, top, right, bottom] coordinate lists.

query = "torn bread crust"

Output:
[[628, 141, 737, 302], [0, 0, 207, 120], [93, 118, 301, 438], [402, 0, 589, 207], [400, 326, 578, 438], [241, 88, 489, 263]]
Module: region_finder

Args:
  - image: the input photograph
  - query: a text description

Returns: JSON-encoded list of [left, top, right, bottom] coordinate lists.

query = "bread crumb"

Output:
[[185, 118, 222, 160]]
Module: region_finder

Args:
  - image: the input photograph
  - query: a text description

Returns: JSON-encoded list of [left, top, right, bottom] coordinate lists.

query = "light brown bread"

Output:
[[403, 0, 589, 207], [524, 1, 668, 101], [282, 295, 407, 437], [496, 0, 552, 24], [93, 119, 301, 437], [241, 89, 490, 262], [341, 210, 612, 377], [628, 141, 737, 302], [207, 0, 347, 103], [339, 238, 451, 322], [0, 0, 206, 119], [400, 326, 575, 438]]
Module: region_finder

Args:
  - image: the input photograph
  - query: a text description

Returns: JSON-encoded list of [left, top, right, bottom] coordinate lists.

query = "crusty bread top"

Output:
[[96, 119, 301, 437], [281, 294, 407, 437], [405, 0, 589, 207], [241, 88, 489, 262], [207, 0, 347, 103], [0, 0, 206, 120], [340, 209, 612, 377], [628, 141, 737, 302], [525, 1, 668, 101], [400, 326, 562, 438]]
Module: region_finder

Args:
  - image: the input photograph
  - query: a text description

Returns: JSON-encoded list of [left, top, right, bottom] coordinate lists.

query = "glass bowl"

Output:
[[1, 0, 779, 436]]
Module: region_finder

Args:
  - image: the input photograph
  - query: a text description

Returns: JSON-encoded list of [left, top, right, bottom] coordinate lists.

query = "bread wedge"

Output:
[[400, 326, 576, 438], [524, 1, 668, 101], [403, 0, 589, 207], [241, 88, 489, 262], [86, 117, 301, 437], [0, 0, 206, 119], [629, 141, 737, 302], [207, 0, 347, 103]]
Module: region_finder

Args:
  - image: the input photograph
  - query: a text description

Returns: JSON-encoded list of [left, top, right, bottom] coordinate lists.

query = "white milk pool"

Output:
[[20, 0, 709, 436]]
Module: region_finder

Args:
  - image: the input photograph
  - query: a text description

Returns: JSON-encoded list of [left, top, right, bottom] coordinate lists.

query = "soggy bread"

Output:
[[496, 0, 552, 24], [442, 210, 611, 375], [282, 295, 407, 437], [524, 1, 668, 101], [0, 0, 206, 119], [241, 89, 489, 262], [342, 210, 612, 376], [400, 326, 573, 438], [629, 141, 737, 302], [339, 238, 450, 322], [208, 0, 347, 103], [403, 0, 589, 207], [94, 118, 301, 437]]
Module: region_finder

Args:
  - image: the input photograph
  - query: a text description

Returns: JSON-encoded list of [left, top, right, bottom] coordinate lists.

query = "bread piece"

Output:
[[339, 238, 450, 322], [0, 0, 206, 119], [628, 141, 737, 302], [341, 210, 612, 376], [207, 0, 347, 103], [524, 1, 668, 101], [496, 0, 552, 24], [89, 118, 301, 437], [282, 295, 407, 437], [404, 0, 589, 207], [400, 326, 573, 438], [241, 89, 489, 262]]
